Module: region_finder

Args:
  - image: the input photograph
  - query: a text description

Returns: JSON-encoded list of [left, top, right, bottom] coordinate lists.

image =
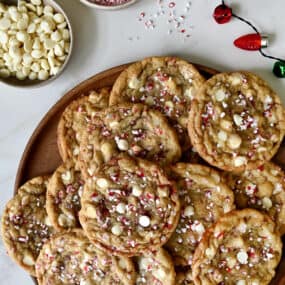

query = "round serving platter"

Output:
[[14, 62, 285, 284]]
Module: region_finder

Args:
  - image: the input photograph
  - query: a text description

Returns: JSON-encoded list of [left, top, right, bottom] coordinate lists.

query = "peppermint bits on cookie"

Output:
[[165, 163, 235, 266], [79, 155, 180, 256], [35, 230, 136, 285], [192, 209, 282, 285], [188, 71, 285, 171], [1, 176, 54, 276]]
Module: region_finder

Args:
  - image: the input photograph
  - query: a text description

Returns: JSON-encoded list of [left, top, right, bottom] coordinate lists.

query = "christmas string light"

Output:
[[213, 0, 285, 78]]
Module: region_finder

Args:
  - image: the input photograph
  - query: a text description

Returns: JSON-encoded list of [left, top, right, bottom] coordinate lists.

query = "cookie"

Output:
[[110, 56, 205, 149], [165, 163, 235, 266], [188, 71, 285, 172], [35, 229, 136, 285], [57, 87, 110, 166], [78, 103, 181, 179], [134, 248, 175, 285], [192, 209, 282, 285], [224, 161, 285, 235], [1, 176, 53, 276], [46, 160, 84, 231], [79, 155, 180, 256]]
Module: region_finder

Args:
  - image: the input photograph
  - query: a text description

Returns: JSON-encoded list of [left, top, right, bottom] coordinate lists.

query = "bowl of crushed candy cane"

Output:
[[80, 0, 137, 10]]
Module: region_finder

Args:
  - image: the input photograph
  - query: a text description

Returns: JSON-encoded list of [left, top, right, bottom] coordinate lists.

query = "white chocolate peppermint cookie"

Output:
[[79, 103, 181, 179], [188, 71, 285, 172], [110, 56, 205, 150], [35, 230, 136, 285], [1, 176, 54, 276], [79, 155, 180, 256], [224, 162, 285, 235], [46, 160, 84, 231], [192, 209, 282, 285], [57, 88, 110, 166], [165, 163, 235, 266], [135, 248, 175, 285]]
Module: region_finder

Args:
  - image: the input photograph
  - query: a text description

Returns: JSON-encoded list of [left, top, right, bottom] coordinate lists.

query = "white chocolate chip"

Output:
[[217, 130, 228, 142], [0, 31, 8, 44], [53, 13, 65, 24], [61, 171, 71, 182], [262, 197, 272, 209], [128, 77, 140, 89], [0, 18, 11, 30], [31, 49, 43, 59], [116, 203, 126, 214], [233, 114, 243, 126], [220, 119, 232, 131], [44, 216, 52, 226], [273, 183, 283, 195], [237, 251, 248, 264], [96, 178, 109, 189], [22, 254, 35, 266], [234, 156, 247, 167], [86, 206, 97, 218], [132, 185, 142, 197], [38, 69, 49, 80], [116, 138, 129, 151], [231, 76, 242, 85], [184, 87, 193, 99], [215, 89, 226, 101], [205, 247, 215, 258], [193, 223, 205, 236], [111, 224, 123, 236], [100, 142, 113, 162], [227, 134, 242, 149], [31, 0, 42, 5], [184, 205, 194, 217], [139, 215, 150, 227]]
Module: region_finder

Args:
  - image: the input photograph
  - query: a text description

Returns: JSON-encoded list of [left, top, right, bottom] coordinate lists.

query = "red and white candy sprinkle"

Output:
[[131, 0, 193, 42]]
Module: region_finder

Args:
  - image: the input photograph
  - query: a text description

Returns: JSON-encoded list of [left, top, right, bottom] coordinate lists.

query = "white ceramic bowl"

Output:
[[0, 0, 74, 88], [80, 0, 137, 10]]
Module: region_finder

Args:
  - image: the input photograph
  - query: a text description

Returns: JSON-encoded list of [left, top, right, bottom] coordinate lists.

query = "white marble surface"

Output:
[[1, 0, 285, 283]]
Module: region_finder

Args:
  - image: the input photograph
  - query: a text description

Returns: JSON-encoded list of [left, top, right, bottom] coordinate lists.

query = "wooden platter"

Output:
[[14, 62, 285, 284]]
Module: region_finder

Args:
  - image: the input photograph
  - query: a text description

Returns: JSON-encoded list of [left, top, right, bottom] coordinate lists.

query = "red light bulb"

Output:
[[213, 4, 232, 24], [234, 33, 268, 51]]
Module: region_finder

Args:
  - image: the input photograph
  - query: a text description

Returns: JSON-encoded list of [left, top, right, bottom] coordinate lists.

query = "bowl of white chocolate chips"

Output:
[[0, 0, 73, 87]]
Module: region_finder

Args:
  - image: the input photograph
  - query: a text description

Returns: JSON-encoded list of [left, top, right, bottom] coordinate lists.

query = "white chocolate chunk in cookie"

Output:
[[218, 130, 228, 142], [23, 253, 35, 266], [139, 215, 150, 227], [262, 197, 273, 209], [233, 114, 243, 126], [111, 224, 123, 236], [227, 134, 242, 149], [215, 89, 226, 102], [116, 203, 126, 214], [132, 185, 142, 197], [234, 156, 247, 167], [236, 250, 248, 264], [96, 178, 109, 189], [129, 77, 140, 89], [115, 138, 129, 151], [184, 205, 195, 217], [61, 170, 71, 182]]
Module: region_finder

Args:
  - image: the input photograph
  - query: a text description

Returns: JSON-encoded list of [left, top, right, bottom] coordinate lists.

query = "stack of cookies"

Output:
[[2, 56, 285, 285]]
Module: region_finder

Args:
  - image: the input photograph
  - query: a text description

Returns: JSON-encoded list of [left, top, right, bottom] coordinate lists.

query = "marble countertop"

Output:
[[1, 0, 285, 283]]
